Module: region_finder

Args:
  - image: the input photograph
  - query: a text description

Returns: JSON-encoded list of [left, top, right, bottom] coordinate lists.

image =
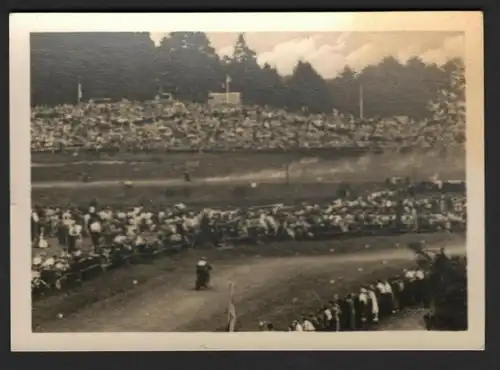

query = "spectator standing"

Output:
[[343, 293, 357, 331]]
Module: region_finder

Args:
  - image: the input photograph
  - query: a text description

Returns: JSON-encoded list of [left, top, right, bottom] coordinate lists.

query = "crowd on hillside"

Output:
[[31, 183, 466, 295], [31, 100, 465, 153], [256, 250, 467, 331]]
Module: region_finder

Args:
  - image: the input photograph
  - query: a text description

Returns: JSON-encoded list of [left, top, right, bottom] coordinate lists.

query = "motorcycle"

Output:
[[80, 172, 92, 183], [195, 269, 211, 291]]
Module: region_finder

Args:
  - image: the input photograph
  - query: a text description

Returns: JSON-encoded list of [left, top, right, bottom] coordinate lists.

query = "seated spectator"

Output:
[[31, 182, 466, 297], [31, 101, 465, 154]]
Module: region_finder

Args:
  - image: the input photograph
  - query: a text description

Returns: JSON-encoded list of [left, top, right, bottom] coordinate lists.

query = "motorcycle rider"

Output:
[[195, 257, 213, 288]]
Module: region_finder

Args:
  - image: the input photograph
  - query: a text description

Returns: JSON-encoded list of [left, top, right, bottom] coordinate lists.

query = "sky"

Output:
[[150, 31, 464, 79]]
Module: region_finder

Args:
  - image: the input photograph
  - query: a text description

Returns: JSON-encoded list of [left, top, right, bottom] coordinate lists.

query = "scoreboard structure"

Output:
[[208, 92, 241, 106]]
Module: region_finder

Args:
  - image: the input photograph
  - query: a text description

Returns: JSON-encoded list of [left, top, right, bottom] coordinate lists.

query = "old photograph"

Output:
[[10, 12, 484, 350]]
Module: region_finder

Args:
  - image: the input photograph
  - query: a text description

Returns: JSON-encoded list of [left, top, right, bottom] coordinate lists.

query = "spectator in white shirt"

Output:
[[88, 217, 102, 250], [367, 285, 380, 323], [358, 288, 369, 325], [302, 317, 316, 331], [384, 280, 397, 314], [290, 320, 303, 331], [67, 221, 82, 252]]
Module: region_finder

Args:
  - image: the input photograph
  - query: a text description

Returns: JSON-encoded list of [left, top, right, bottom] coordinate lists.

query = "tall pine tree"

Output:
[[156, 32, 223, 102], [225, 33, 266, 105], [287, 61, 332, 113], [328, 66, 359, 117]]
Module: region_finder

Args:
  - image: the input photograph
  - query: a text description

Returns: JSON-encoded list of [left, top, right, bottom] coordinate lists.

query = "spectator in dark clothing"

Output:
[[392, 277, 405, 311], [343, 293, 357, 331], [308, 313, 321, 331], [57, 219, 67, 247], [355, 291, 367, 330]]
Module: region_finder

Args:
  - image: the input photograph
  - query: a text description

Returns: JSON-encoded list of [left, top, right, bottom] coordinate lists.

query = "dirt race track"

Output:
[[31, 148, 465, 207], [33, 233, 465, 333], [31, 147, 465, 183], [31, 149, 466, 332]]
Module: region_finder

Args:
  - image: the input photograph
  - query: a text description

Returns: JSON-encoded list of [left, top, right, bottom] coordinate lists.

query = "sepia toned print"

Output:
[[11, 12, 484, 351]]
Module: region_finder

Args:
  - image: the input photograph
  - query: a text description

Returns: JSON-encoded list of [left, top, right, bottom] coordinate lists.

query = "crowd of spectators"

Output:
[[31, 100, 466, 154], [31, 180, 466, 296], [256, 249, 466, 331]]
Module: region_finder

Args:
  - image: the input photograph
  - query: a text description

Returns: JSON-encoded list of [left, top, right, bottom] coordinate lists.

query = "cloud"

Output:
[[396, 43, 428, 64], [254, 32, 464, 77], [217, 45, 234, 58], [256, 34, 349, 77], [344, 43, 375, 69], [420, 35, 464, 65], [149, 31, 465, 78]]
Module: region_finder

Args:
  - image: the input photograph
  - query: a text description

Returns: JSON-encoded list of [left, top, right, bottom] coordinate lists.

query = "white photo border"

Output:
[[10, 11, 484, 351]]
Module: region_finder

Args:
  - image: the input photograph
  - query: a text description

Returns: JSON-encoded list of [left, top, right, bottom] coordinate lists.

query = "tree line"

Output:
[[31, 32, 465, 120]]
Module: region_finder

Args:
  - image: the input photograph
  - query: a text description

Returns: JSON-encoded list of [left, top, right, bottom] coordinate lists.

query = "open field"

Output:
[[33, 232, 464, 332]]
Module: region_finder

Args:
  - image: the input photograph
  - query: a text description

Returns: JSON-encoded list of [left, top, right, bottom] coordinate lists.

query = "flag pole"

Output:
[[225, 75, 230, 104], [359, 83, 364, 120], [77, 77, 82, 105], [227, 281, 236, 331]]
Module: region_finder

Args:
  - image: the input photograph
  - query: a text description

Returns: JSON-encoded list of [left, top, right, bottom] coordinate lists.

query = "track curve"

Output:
[[35, 244, 465, 332]]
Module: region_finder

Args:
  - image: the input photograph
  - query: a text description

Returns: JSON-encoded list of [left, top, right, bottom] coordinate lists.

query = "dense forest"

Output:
[[31, 32, 465, 120]]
